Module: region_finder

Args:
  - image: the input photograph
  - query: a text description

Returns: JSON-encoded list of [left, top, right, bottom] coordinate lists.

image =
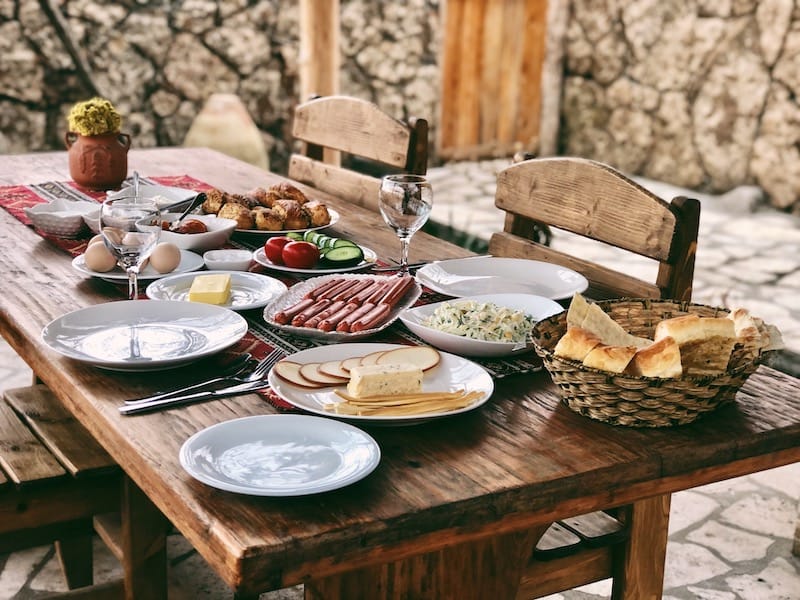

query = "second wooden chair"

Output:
[[288, 95, 428, 212], [489, 156, 701, 598]]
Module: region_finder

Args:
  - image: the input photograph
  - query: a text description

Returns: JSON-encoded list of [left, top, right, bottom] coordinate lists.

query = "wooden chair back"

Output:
[[288, 95, 428, 212], [489, 157, 701, 301]]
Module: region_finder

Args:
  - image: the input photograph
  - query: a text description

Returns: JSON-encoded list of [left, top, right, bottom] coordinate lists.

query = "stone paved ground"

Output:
[[1, 159, 799, 598]]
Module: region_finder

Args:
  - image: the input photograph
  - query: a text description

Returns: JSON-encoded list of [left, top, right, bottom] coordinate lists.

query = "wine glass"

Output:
[[378, 174, 433, 276], [100, 194, 161, 300]]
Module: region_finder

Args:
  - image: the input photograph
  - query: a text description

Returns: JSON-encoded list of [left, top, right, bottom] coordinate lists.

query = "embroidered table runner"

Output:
[[0, 176, 542, 411]]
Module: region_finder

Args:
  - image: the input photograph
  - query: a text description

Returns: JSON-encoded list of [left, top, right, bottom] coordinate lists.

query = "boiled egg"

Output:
[[83, 242, 117, 272], [149, 243, 181, 273]]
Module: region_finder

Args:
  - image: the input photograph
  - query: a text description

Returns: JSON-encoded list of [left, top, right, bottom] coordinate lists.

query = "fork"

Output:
[[124, 348, 283, 405]]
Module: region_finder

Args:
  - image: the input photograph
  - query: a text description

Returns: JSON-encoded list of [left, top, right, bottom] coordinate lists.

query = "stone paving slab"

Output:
[[1, 159, 798, 598]]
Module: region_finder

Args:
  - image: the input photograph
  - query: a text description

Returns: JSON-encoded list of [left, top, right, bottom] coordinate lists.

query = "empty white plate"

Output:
[[415, 257, 588, 300], [180, 414, 380, 496], [41, 300, 248, 371]]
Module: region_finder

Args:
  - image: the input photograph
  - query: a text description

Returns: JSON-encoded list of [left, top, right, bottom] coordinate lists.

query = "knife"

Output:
[[119, 379, 272, 415]]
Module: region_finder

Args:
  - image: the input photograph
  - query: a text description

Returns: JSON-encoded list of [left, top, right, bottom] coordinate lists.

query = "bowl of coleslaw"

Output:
[[399, 293, 563, 357]]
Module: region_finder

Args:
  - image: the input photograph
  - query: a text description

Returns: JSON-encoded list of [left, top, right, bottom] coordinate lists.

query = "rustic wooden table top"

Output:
[[1, 148, 798, 598]]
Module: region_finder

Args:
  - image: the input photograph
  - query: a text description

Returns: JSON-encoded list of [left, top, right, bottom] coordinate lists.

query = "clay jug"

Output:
[[65, 131, 131, 190]]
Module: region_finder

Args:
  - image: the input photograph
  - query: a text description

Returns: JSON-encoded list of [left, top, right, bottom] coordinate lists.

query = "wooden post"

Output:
[[299, 0, 341, 165]]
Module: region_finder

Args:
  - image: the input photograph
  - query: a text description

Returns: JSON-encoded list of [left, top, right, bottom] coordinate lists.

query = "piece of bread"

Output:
[[566, 292, 591, 329], [582, 344, 637, 373], [581, 303, 651, 348], [627, 336, 682, 378], [553, 327, 603, 361], [654, 315, 736, 375]]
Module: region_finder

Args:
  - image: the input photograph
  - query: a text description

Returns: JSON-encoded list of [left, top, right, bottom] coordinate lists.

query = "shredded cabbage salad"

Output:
[[422, 300, 536, 343]]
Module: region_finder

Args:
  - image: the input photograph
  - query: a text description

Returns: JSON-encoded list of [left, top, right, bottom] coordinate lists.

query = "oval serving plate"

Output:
[[146, 270, 287, 311], [262, 273, 422, 341], [399, 293, 563, 357], [252, 244, 377, 275], [41, 300, 248, 371], [72, 249, 205, 282]]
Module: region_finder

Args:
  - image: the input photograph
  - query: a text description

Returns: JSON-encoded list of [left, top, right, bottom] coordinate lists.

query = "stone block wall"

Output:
[[2, 0, 800, 211]]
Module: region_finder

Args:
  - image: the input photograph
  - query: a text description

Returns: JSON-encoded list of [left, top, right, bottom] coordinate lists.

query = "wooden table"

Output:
[[1, 148, 799, 599]]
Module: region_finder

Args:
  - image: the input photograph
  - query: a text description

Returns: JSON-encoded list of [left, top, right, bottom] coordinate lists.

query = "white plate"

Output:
[[263, 274, 422, 341], [146, 271, 288, 311], [399, 294, 564, 357], [179, 414, 380, 496], [72, 249, 205, 282], [108, 184, 196, 208], [268, 343, 494, 424], [234, 208, 340, 236], [415, 257, 588, 300], [253, 244, 377, 275], [41, 300, 248, 371]]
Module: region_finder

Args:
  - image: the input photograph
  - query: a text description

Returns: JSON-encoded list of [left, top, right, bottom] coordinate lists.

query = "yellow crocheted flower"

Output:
[[67, 97, 122, 136]]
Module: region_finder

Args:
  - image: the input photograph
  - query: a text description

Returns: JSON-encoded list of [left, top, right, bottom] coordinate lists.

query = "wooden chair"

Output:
[[490, 156, 700, 302], [0, 385, 122, 597], [489, 156, 701, 598], [288, 95, 428, 212]]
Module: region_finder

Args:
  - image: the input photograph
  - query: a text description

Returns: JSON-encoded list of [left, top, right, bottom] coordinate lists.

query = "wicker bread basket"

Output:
[[531, 299, 765, 428]]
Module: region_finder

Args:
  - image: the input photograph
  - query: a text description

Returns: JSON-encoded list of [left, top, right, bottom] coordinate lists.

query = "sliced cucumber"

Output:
[[286, 232, 303, 241], [320, 245, 364, 267], [332, 239, 357, 248]]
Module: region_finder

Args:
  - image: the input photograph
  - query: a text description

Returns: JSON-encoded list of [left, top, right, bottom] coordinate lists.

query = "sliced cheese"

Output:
[[346, 363, 423, 399], [188, 273, 231, 304]]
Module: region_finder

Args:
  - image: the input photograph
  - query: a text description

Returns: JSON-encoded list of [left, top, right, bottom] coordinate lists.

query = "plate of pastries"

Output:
[[200, 182, 338, 235]]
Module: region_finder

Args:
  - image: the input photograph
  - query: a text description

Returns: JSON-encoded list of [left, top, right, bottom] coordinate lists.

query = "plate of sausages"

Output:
[[263, 274, 422, 341]]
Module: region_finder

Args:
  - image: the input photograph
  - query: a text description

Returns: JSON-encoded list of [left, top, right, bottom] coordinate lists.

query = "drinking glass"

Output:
[[100, 195, 161, 300], [378, 174, 433, 275]]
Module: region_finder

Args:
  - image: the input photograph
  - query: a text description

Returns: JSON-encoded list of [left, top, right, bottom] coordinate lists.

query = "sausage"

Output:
[[335, 302, 377, 332], [348, 279, 384, 304], [272, 297, 315, 324], [291, 298, 332, 326], [317, 302, 360, 331], [303, 299, 345, 329], [304, 278, 344, 299], [379, 275, 414, 306], [317, 279, 354, 300], [350, 303, 392, 332], [330, 278, 373, 302]]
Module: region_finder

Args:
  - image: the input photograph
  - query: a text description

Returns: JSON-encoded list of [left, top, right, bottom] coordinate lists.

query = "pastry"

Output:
[[303, 200, 331, 227], [253, 207, 285, 231], [627, 336, 682, 378], [217, 202, 254, 229]]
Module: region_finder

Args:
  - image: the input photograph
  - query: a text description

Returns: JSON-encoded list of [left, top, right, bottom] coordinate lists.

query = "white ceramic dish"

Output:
[[41, 300, 248, 371], [268, 343, 494, 425], [146, 271, 287, 311], [262, 274, 422, 341], [72, 249, 204, 282], [233, 208, 340, 236], [203, 249, 254, 271], [399, 293, 563, 357], [158, 213, 238, 251], [24, 198, 99, 238], [415, 257, 588, 300], [253, 245, 377, 275], [108, 184, 196, 208], [179, 414, 380, 496]]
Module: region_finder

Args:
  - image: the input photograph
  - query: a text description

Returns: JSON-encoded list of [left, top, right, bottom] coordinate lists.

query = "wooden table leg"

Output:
[[611, 494, 671, 600], [305, 525, 549, 600], [121, 475, 168, 600]]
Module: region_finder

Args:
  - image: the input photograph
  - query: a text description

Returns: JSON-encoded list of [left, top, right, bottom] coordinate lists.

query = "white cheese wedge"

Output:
[[346, 363, 423, 399], [188, 273, 231, 304]]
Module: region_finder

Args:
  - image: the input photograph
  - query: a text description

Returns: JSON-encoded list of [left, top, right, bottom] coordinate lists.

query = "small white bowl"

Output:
[[203, 249, 254, 271], [25, 199, 99, 238], [399, 293, 564, 357], [158, 213, 237, 252]]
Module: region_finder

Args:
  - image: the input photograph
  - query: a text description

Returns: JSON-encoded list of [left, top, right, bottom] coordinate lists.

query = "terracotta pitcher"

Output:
[[65, 131, 131, 190]]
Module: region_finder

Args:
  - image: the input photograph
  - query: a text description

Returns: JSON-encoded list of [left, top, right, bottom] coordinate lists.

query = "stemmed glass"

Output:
[[378, 174, 433, 276], [100, 194, 161, 300]]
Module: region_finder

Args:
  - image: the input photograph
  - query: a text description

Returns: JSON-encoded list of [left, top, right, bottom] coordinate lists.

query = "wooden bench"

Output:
[[0, 385, 121, 593]]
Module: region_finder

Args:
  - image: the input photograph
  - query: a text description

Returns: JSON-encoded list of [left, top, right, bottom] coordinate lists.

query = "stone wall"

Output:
[[2, 0, 800, 211]]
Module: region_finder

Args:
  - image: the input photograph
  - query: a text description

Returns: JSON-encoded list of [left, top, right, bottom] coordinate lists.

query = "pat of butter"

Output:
[[188, 273, 231, 304], [347, 363, 423, 399]]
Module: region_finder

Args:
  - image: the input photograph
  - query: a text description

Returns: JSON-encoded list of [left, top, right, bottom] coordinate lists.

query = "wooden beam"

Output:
[[299, 0, 341, 165]]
